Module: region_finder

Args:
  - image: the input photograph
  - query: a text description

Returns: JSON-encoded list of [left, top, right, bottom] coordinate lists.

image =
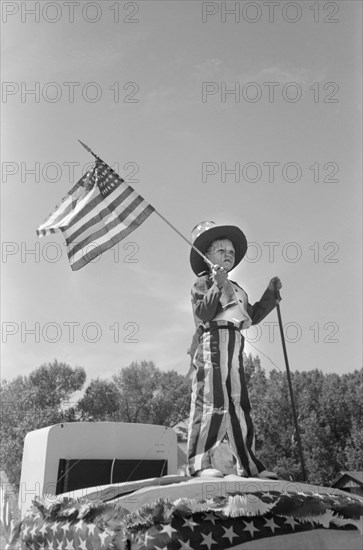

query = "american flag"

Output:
[[37, 159, 154, 270], [7, 486, 363, 550]]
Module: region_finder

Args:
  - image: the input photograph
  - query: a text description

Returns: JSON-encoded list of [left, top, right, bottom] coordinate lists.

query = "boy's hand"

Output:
[[212, 265, 228, 288], [268, 276, 282, 291]]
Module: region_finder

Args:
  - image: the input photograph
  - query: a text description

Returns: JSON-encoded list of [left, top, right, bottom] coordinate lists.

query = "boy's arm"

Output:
[[247, 287, 279, 325], [192, 275, 222, 322]]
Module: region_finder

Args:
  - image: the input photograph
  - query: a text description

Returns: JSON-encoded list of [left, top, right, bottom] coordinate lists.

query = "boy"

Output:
[[187, 221, 281, 479]]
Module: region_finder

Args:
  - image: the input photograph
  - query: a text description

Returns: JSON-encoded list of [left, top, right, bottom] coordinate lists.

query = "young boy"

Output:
[[187, 221, 282, 479]]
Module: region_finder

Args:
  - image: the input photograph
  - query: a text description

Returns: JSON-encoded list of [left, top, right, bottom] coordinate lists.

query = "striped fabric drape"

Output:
[[187, 321, 265, 476]]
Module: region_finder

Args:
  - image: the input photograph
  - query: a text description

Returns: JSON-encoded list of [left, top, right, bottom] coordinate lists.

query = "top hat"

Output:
[[190, 221, 248, 275]]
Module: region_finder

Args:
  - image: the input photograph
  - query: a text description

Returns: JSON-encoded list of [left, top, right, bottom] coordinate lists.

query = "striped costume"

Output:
[[187, 274, 277, 476]]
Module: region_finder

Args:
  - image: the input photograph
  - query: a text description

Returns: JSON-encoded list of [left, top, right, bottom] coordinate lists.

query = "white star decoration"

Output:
[[200, 531, 217, 549], [29, 524, 38, 537], [263, 517, 279, 533], [78, 537, 88, 550], [178, 540, 194, 549], [60, 522, 70, 534], [243, 519, 259, 537], [182, 517, 198, 530], [87, 524, 96, 535], [284, 516, 300, 529], [203, 511, 218, 525], [74, 519, 84, 532], [50, 522, 59, 536], [98, 531, 109, 546], [64, 538, 75, 550], [222, 525, 239, 543], [159, 524, 177, 537], [38, 523, 48, 536]]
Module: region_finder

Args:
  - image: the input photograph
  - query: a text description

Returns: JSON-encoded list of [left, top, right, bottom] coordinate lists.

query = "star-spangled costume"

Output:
[[187, 222, 277, 476]]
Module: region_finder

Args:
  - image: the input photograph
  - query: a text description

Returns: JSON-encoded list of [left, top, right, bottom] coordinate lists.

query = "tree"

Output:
[[28, 360, 85, 408], [0, 360, 86, 488], [77, 378, 120, 420], [149, 369, 191, 427], [111, 361, 190, 426]]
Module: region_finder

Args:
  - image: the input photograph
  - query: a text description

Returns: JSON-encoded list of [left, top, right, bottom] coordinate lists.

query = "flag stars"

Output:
[[222, 525, 239, 543], [38, 523, 49, 536], [98, 531, 109, 546], [284, 516, 300, 530], [60, 522, 71, 535], [200, 532, 218, 549], [74, 520, 84, 532], [22, 524, 30, 537], [202, 511, 218, 525], [64, 538, 75, 550], [50, 522, 60, 536], [182, 517, 198, 530], [159, 523, 177, 537], [78, 537, 88, 550], [29, 524, 39, 537], [263, 517, 280, 533], [178, 540, 194, 549], [87, 524, 96, 535], [243, 519, 259, 538]]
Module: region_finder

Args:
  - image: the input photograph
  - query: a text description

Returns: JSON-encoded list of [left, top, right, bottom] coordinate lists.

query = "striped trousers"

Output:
[[187, 321, 265, 476]]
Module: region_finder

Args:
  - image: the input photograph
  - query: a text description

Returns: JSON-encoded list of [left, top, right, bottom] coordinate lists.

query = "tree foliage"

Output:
[[1, 356, 362, 490], [244, 361, 363, 484], [77, 378, 120, 421], [0, 360, 86, 488], [79, 361, 191, 427]]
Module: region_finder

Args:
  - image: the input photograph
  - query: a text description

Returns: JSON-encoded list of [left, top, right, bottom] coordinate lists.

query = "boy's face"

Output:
[[206, 238, 235, 271]]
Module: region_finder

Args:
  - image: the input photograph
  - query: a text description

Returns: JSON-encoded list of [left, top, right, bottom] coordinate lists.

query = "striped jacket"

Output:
[[187, 273, 278, 363]]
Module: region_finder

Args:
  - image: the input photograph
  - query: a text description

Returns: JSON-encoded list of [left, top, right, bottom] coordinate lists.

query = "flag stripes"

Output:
[[36, 171, 95, 238], [37, 159, 154, 270], [187, 322, 265, 476]]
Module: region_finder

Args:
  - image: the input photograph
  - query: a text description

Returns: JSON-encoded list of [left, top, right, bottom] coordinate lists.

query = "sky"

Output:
[[1, 0, 362, 389]]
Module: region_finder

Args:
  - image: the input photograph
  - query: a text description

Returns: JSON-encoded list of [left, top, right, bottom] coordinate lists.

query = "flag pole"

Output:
[[274, 284, 307, 482], [78, 140, 215, 271], [153, 210, 215, 270], [78, 140, 101, 160]]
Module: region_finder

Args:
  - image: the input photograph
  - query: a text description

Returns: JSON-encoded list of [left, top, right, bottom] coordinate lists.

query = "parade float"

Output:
[[6, 143, 361, 548], [6, 421, 363, 549]]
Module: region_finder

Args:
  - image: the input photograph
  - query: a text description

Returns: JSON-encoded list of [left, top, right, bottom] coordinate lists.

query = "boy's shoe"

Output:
[[193, 468, 224, 478], [257, 470, 278, 480]]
